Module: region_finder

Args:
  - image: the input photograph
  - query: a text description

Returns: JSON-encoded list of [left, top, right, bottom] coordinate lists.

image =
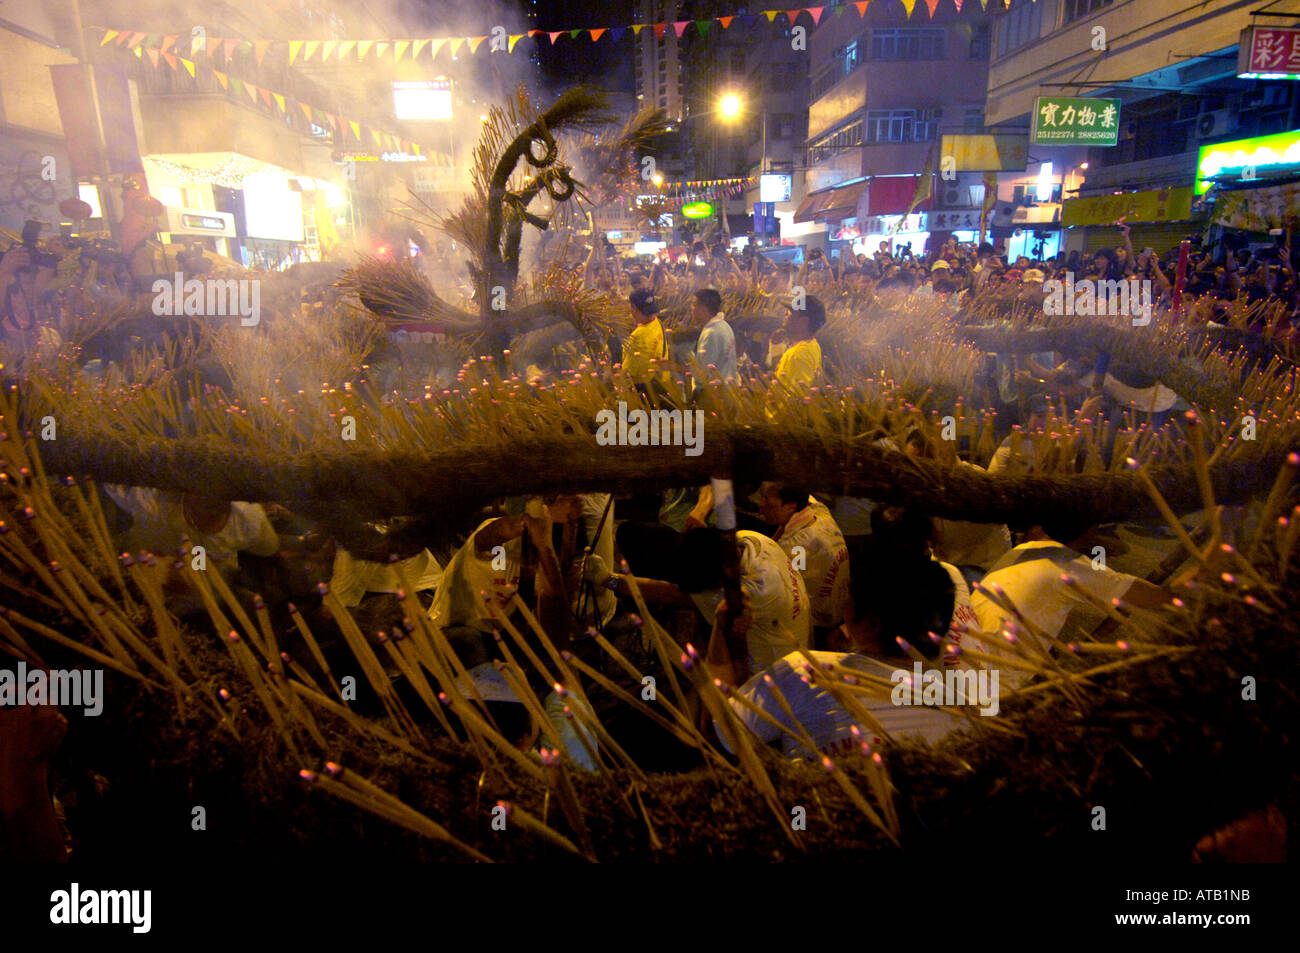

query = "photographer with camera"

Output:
[[0, 220, 60, 343]]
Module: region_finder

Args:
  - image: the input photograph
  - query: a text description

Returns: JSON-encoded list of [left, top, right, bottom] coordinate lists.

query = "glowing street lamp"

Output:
[[719, 93, 742, 121]]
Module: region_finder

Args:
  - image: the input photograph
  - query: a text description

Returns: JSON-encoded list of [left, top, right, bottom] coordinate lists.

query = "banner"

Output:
[[1212, 181, 1300, 231], [91, 4, 1043, 65], [1062, 187, 1194, 228]]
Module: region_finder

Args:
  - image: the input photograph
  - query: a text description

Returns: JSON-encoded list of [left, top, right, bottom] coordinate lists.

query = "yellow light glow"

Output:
[[719, 93, 742, 120]]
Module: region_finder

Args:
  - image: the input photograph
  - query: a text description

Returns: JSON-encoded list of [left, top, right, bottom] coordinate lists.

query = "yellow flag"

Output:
[[394, 40, 409, 60], [273, 92, 286, 112], [101, 29, 119, 46], [304, 40, 320, 61], [289, 40, 303, 64], [180, 58, 196, 77], [357, 40, 373, 59]]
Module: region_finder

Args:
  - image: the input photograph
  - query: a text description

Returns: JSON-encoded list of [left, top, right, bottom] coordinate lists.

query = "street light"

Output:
[[715, 91, 768, 177]]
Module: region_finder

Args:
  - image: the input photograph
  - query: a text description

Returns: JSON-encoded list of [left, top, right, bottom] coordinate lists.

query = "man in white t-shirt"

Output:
[[668, 527, 810, 681], [716, 551, 964, 760], [105, 486, 279, 614], [329, 547, 444, 609], [756, 482, 850, 636], [967, 516, 1173, 690]]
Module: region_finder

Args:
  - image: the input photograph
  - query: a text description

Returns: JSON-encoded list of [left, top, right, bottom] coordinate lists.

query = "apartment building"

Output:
[[986, 0, 1295, 255], [798, 1, 992, 257]]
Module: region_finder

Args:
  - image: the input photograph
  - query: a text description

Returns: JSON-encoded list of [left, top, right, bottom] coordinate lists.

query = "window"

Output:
[[807, 119, 864, 165], [996, 0, 1045, 56], [1064, 0, 1114, 23], [870, 28, 945, 61], [963, 105, 985, 131], [864, 109, 918, 143], [970, 23, 990, 60]]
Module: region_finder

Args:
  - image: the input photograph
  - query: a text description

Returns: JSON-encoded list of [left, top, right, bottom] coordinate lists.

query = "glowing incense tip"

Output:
[[218, 689, 231, 701], [299, 769, 318, 782], [822, 756, 835, 772], [1171, 598, 1185, 608], [227, 631, 240, 642], [324, 762, 343, 776], [1116, 641, 1130, 651], [316, 583, 329, 595], [1221, 573, 1236, 585]]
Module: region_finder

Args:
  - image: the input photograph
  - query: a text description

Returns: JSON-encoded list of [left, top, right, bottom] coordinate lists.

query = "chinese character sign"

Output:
[[1031, 97, 1122, 146], [1240, 26, 1300, 77]]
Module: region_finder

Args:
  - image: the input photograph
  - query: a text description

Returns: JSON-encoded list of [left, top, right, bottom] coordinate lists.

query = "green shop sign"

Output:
[[681, 201, 714, 219], [1031, 97, 1122, 147]]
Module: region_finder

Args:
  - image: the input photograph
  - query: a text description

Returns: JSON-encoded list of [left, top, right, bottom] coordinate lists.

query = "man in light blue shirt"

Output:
[[692, 287, 738, 397]]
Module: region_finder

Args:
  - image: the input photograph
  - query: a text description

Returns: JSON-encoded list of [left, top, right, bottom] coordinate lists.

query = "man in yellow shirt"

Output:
[[767, 294, 826, 419], [622, 288, 671, 403]]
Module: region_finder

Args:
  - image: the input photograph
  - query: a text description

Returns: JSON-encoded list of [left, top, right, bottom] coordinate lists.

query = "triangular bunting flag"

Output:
[[673, 21, 690, 37], [222, 38, 236, 60], [101, 29, 119, 46], [161, 35, 176, 53], [229, 77, 243, 97], [855, 0, 869, 14], [413, 38, 429, 57], [356, 40, 373, 60], [260, 87, 273, 107], [528, 29, 542, 37], [610, 27, 624, 42], [899, 0, 917, 16], [548, 31, 563, 43], [376, 42, 389, 58], [300, 102, 313, 121], [338, 40, 355, 59], [127, 32, 148, 49], [695, 21, 710, 37], [349, 120, 360, 139], [924, 0, 940, 15], [180, 57, 196, 77], [322, 40, 337, 61], [787, 10, 802, 25], [719, 16, 733, 28], [430, 38, 447, 58], [144, 33, 162, 49], [449, 38, 464, 54], [273, 92, 286, 112], [508, 34, 524, 52], [394, 40, 409, 60], [809, 6, 825, 24], [763, 11, 779, 22], [569, 29, 582, 39], [162, 52, 177, 70], [146, 48, 160, 67], [254, 41, 270, 66], [245, 82, 259, 104], [590, 28, 606, 41], [213, 70, 228, 90], [289, 40, 303, 64], [631, 25, 645, 35], [371, 128, 382, 147], [653, 24, 667, 38], [467, 36, 486, 53]]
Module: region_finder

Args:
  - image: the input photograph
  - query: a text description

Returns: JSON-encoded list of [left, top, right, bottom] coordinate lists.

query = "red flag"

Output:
[[719, 16, 734, 28], [809, 6, 825, 24], [855, 1, 869, 15], [673, 21, 690, 37], [653, 24, 667, 38]]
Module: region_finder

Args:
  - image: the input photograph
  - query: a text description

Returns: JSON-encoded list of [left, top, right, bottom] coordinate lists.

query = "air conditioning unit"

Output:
[[1197, 110, 1233, 139], [941, 185, 965, 206]]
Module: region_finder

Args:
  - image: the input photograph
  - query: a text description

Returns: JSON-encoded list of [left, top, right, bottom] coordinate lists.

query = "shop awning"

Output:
[[867, 175, 932, 215], [794, 179, 868, 223], [1062, 187, 1194, 227]]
